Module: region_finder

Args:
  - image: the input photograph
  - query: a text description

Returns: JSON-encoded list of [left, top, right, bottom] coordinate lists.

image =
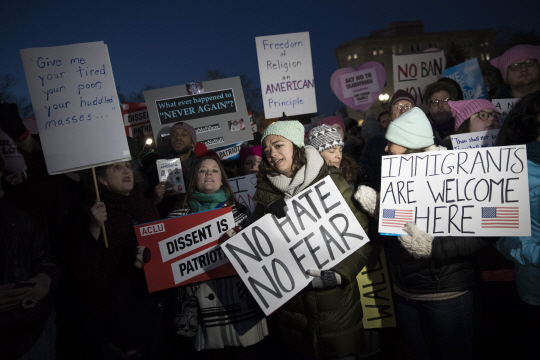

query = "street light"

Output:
[[379, 93, 390, 110]]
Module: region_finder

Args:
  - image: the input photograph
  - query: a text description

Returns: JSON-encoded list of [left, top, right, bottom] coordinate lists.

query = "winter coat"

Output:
[[169, 202, 268, 351], [496, 160, 540, 305], [253, 164, 371, 359], [0, 199, 58, 359]]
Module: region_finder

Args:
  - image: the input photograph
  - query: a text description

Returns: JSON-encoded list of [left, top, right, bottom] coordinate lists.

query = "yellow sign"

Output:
[[357, 247, 396, 329]]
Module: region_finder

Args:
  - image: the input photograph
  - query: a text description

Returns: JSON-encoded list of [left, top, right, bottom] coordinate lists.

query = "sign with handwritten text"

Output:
[[492, 98, 519, 125], [144, 77, 251, 152], [229, 174, 258, 213], [256, 32, 317, 117], [443, 58, 488, 100], [21, 41, 130, 174], [451, 129, 499, 149], [379, 146, 531, 237], [392, 51, 446, 111]]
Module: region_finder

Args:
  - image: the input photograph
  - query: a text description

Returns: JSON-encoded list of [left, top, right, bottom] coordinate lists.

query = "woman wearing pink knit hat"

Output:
[[448, 99, 500, 134]]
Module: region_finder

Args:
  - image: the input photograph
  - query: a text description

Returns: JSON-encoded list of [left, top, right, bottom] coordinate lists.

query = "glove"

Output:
[[306, 269, 342, 289], [0, 103, 28, 141], [218, 226, 242, 244], [354, 185, 380, 218], [134, 246, 151, 268], [397, 222, 434, 259], [265, 198, 288, 219]]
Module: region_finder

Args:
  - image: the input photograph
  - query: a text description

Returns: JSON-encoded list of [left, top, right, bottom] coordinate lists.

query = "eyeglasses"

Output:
[[475, 111, 500, 121], [430, 98, 450, 107], [508, 59, 538, 71], [391, 103, 413, 112]]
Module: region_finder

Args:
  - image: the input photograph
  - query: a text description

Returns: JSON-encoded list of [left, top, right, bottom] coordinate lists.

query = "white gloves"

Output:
[[353, 185, 380, 218], [398, 222, 434, 259]]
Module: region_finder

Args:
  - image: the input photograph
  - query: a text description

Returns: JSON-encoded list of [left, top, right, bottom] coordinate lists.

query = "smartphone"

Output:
[[14, 281, 36, 289]]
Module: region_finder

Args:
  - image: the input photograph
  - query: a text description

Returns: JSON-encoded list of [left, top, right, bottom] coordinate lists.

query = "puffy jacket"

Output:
[[253, 165, 371, 359], [0, 199, 58, 359]]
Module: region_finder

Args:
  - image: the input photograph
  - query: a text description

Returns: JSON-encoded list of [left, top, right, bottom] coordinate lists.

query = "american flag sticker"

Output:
[[481, 207, 519, 228], [381, 209, 414, 228]]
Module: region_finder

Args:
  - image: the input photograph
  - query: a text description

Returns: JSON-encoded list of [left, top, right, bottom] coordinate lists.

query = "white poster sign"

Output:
[[392, 51, 446, 111], [379, 146, 531, 237], [229, 174, 258, 213], [21, 41, 130, 174], [222, 176, 370, 315], [451, 129, 499, 149], [339, 68, 380, 106], [492, 98, 519, 125], [256, 32, 317, 118]]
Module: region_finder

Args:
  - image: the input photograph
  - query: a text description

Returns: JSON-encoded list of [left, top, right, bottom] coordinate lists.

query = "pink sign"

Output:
[[331, 62, 386, 111]]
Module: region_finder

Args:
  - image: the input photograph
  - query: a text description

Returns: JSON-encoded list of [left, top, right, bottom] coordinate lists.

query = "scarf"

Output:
[[188, 189, 227, 213], [267, 145, 324, 199], [527, 141, 540, 166]]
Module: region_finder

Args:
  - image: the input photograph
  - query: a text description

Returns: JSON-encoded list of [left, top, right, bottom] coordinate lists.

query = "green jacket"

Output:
[[253, 165, 372, 359]]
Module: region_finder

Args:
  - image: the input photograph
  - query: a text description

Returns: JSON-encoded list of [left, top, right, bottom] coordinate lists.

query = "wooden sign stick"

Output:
[[92, 167, 109, 248]]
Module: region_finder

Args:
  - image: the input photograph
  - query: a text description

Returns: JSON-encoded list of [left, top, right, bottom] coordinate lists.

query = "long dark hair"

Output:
[[180, 156, 236, 210], [340, 153, 362, 184], [257, 143, 307, 180], [496, 91, 540, 146]]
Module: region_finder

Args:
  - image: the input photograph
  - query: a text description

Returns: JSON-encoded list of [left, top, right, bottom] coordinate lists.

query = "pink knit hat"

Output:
[[490, 45, 540, 82], [240, 145, 262, 164], [318, 116, 346, 131], [448, 100, 497, 131]]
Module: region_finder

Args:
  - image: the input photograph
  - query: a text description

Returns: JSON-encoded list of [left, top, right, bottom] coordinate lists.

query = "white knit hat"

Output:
[[385, 107, 434, 149]]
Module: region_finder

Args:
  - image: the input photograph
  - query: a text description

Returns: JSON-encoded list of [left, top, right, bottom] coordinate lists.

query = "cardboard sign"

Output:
[[20, 41, 130, 174], [392, 51, 446, 111], [492, 98, 519, 125], [134, 207, 236, 292], [331, 62, 386, 111], [451, 129, 499, 149], [144, 77, 252, 152], [357, 248, 396, 329], [0, 117, 38, 174], [256, 32, 317, 117], [121, 102, 152, 139], [379, 146, 531, 237], [221, 176, 370, 315], [443, 58, 488, 100], [229, 174, 258, 213]]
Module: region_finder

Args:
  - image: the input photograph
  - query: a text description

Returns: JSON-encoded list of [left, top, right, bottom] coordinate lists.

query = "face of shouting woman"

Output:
[[263, 135, 295, 178], [195, 159, 223, 194], [98, 162, 134, 196]]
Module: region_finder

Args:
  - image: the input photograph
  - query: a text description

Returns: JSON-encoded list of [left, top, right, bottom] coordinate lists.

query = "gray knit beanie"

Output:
[[308, 125, 345, 152]]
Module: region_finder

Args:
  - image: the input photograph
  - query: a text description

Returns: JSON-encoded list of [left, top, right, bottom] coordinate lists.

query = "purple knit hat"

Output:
[[389, 90, 416, 108], [490, 45, 540, 82], [169, 122, 196, 144], [448, 100, 497, 131], [318, 116, 346, 132], [240, 145, 262, 164]]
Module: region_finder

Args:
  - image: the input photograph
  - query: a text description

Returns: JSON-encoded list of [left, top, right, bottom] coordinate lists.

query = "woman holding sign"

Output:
[[168, 156, 269, 353], [354, 107, 495, 360], [253, 120, 371, 360], [449, 99, 500, 135], [75, 161, 176, 359]]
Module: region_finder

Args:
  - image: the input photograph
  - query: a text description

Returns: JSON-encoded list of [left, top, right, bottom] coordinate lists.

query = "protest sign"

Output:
[[229, 174, 258, 213], [331, 62, 386, 111], [143, 77, 252, 152], [443, 58, 488, 100], [221, 176, 370, 315], [0, 117, 38, 174], [214, 141, 243, 161], [379, 146, 531, 237], [21, 41, 130, 174], [256, 32, 316, 118], [121, 102, 152, 139], [393, 51, 446, 111], [451, 129, 499, 150], [357, 247, 396, 329], [134, 207, 236, 292], [492, 98, 519, 125]]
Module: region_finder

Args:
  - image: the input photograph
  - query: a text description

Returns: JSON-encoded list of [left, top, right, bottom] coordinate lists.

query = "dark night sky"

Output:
[[2, 0, 540, 118]]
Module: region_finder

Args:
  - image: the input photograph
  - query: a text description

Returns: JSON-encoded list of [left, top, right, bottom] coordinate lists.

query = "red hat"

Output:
[[317, 116, 346, 131], [389, 90, 416, 109], [240, 145, 262, 164]]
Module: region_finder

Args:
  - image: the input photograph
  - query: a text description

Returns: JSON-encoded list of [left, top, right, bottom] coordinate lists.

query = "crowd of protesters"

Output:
[[0, 44, 539, 360]]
